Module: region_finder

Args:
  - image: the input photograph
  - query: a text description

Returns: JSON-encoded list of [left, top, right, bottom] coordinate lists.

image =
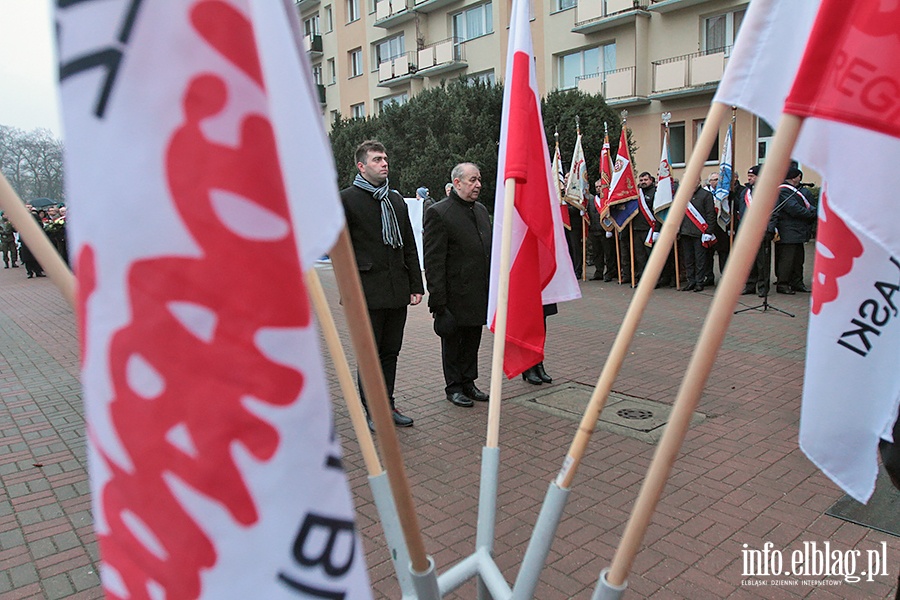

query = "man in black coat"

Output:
[[423, 163, 492, 408], [341, 140, 424, 429], [773, 166, 817, 295], [624, 171, 656, 284], [678, 180, 716, 292]]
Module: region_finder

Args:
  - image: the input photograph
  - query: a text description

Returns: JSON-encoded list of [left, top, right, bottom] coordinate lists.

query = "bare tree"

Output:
[[0, 126, 65, 204]]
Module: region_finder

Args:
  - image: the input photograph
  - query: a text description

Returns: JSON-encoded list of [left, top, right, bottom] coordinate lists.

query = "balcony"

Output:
[[573, 0, 650, 34], [316, 83, 326, 105], [377, 51, 421, 87], [576, 66, 649, 106], [374, 0, 416, 27], [417, 38, 467, 77], [412, 0, 459, 14], [302, 34, 323, 58], [294, 0, 321, 11], [650, 48, 728, 99], [648, 0, 718, 13]]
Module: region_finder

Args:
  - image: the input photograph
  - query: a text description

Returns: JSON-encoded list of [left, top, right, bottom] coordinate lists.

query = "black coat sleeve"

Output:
[[423, 205, 448, 311]]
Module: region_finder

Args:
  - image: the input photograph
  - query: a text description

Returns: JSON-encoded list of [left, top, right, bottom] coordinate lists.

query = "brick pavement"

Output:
[[1, 245, 898, 599]]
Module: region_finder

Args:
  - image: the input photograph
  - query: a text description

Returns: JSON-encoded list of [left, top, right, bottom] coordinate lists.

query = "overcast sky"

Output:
[[1, 0, 63, 137]]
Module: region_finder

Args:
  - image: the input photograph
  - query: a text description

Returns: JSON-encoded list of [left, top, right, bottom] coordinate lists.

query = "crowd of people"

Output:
[[568, 162, 817, 298], [0, 202, 68, 278]]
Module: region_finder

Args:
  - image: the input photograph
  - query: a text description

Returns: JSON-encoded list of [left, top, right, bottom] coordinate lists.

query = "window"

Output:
[[331, 110, 340, 124], [703, 9, 745, 53], [349, 48, 363, 77], [313, 64, 323, 85], [347, 0, 360, 22], [668, 123, 686, 167], [556, 0, 575, 11], [468, 70, 495, 86], [375, 34, 405, 66], [452, 3, 493, 42], [757, 117, 774, 164], [324, 5, 334, 32], [694, 119, 719, 165], [351, 103, 366, 119], [377, 93, 408, 113], [327, 58, 336, 84], [303, 15, 320, 36], [558, 43, 614, 90]]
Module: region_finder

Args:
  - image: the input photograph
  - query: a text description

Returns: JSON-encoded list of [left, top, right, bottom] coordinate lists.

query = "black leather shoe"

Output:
[[603, 276, 614, 282], [757, 288, 768, 298], [447, 392, 473, 407], [741, 286, 755, 295], [463, 385, 489, 402], [776, 285, 795, 295], [693, 285, 704, 292], [522, 368, 542, 385], [793, 285, 811, 293], [589, 273, 603, 281], [535, 363, 552, 383], [392, 409, 414, 427], [679, 283, 695, 292]]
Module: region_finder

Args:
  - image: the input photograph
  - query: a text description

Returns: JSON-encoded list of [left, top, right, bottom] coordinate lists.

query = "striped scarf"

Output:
[[353, 173, 403, 248]]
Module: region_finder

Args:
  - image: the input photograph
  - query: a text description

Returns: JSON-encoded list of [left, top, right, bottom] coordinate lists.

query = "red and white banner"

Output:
[[607, 127, 638, 207], [653, 129, 674, 218], [715, 0, 900, 502], [564, 132, 591, 214], [488, 0, 580, 378], [57, 0, 371, 597], [552, 143, 571, 230]]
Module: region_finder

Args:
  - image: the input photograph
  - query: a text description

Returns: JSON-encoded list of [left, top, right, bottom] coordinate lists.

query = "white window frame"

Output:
[[468, 70, 495, 86], [347, 0, 360, 22], [556, 0, 575, 11], [668, 122, 686, 167], [375, 33, 405, 67], [557, 43, 614, 90], [452, 2, 493, 43], [694, 119, 719, 166], [377, 93, 409, 113], [351, 103, 366, 119], [327, 58, 336, 85], [702, 8, 745, 55], [324, 5, 334, 32], [756, 117, 774, 164], [303, 14, 320, 36], [349, 48, 363, 77], [312, 64, 323, 85]]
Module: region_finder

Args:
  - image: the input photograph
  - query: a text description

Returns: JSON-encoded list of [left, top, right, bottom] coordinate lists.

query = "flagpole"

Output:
[[628, 223, 635, 288], [329, 228, 433, 578], [597, 112, 804, 596], [582, 218, 588, 282], [729, 107, 737, 248], [673, 240, 680, 290], [554, 101, 730, 491], [305, 269, 419, 597], [0, 174, 75, 308], [614, 232, 622, 283]]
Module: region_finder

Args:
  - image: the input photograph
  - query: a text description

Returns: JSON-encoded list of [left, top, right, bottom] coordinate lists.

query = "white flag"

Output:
[[653, 129, 674, 218], [57, 0, 371, 596]]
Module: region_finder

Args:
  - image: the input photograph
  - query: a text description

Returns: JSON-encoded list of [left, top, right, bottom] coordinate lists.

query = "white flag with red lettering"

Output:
[[488, 0, 580, 378], [57, 0, 371, 596], [715, 0, 900, 502]]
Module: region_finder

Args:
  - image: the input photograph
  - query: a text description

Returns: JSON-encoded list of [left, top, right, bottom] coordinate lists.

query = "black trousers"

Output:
[[679, 235, 707, 287], [754, 234, 773, 294], [775, 243, 805, 289], [705, 223, 731, 283], [441, 325, 483, 394], [358, 306, 407, 411], [588, 232, 616, 279], [621, 227, 650, 284], [565, 224, 584, 279]]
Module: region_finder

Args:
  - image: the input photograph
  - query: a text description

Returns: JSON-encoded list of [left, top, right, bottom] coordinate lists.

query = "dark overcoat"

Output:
[[340, 185, 424, 310], [423, 191, 492, 327]]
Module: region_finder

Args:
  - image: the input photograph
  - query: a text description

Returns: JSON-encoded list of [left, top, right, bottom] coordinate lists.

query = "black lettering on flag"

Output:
[[291, 513, 356, 577], [859, 299, 891, 327], [277, 573, 345, 599], [838, 318, 881, 357], [874, 280, 900, 317], [326, 423, 342, 470]]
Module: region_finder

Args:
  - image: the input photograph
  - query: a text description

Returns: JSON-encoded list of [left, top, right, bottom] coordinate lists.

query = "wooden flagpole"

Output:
[[0, 174, 75, 308], [582, 218, 587, 282], [606, 112, 804, 586], [486, 179, 517, 449], [554, 101, 730, 493], [329, 228, 430, 572], [305, 269, 383, 476], [628, 223, 636, 288], [729, 106, 737, 248]]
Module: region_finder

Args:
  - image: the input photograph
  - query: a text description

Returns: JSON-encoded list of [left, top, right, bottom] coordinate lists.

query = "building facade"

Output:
[[298, 0, 811, 184]]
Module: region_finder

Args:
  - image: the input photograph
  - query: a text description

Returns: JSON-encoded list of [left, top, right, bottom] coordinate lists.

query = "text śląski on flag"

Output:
[[56, 0, 372, 597]]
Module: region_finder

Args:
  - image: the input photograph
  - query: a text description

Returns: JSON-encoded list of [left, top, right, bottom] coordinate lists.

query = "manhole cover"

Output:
[[510, 383, 705, 443], [617, 408, 653, 420]]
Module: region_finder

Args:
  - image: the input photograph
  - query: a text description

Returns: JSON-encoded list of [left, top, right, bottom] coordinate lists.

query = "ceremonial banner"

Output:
[[715, 0, 900, 502], [653, 130, 674, 220], [57, 0, 371, 596], [564, 133, 591, 213], [552, 142, 571, 230], [489, 0, 580, 378], [597, 130, 615, 231], [607, 127, 638, 207], [714, 123, 733, 230]]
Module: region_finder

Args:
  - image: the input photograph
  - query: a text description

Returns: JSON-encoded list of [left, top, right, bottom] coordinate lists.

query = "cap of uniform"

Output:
[[748, 164, 761, 175]]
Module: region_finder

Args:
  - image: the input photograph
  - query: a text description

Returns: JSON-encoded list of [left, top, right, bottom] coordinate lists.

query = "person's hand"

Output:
[[410, 294, 422, 306], [652, 232, 660, 242], [701, 233, 715, 244], [605, 231, 613, 238]]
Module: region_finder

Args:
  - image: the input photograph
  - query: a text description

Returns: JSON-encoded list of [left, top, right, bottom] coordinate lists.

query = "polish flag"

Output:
[[57, 0, 371, 597], [607, 127, 639, 207], [653, 129, 674, 220], [715, 0, 900, 502], [488, 0, 580, 378]]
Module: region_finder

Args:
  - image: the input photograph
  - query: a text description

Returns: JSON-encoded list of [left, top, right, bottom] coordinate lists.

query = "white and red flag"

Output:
[[488, 0, 580, 378], [606, 127, 639, 207], [653, 129, 674, 220], [57, 0, 371, 597], [552, 141, 571, 230], [715, 0, 900, 502], [597, 130, 615, 231]]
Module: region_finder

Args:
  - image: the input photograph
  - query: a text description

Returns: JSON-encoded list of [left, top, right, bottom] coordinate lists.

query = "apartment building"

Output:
[[297, 0, 794, 182]]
